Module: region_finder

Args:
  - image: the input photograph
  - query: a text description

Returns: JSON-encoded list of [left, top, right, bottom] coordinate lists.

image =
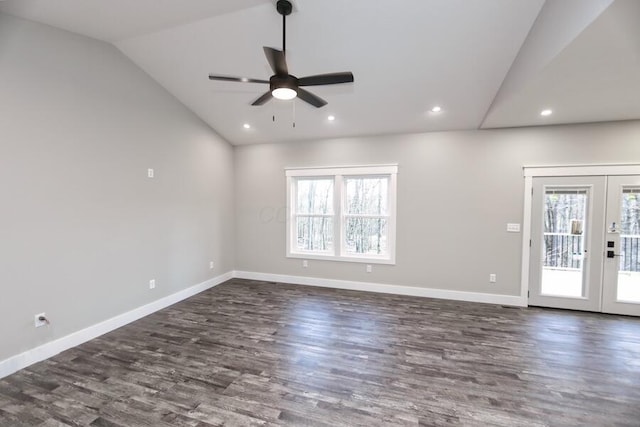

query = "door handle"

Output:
[[607, 250, 622, 258]]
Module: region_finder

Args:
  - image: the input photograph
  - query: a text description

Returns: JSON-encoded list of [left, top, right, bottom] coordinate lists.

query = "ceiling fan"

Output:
[[208, 0, 354, 108]]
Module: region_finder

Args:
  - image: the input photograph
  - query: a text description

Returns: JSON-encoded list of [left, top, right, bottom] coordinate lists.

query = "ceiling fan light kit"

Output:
[[208, 0, 354, 109], [270, 75, 298, 100]]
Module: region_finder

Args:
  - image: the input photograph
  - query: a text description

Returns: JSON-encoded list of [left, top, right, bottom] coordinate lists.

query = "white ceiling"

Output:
[[0, 0, 270, 41], [1, 0, 638, 145]]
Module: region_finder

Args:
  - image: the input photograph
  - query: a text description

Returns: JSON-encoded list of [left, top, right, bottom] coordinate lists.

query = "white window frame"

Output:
[[286, 165, 397, 264]]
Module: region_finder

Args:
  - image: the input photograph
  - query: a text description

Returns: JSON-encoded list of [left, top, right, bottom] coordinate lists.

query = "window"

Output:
[[294, 178, 334, 254], [286, 165, 397, 264]]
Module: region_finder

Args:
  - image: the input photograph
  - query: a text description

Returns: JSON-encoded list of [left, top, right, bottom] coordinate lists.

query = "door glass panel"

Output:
[[617, 188, 640, 303], [541, 189, 588, 297]]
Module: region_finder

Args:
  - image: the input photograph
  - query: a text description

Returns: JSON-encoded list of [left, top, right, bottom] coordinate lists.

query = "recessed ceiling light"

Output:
[[243, 123, 251, 129], [540, 109, 553, 116], [327, 115, 336, 121], [431, 106, 442, 113]]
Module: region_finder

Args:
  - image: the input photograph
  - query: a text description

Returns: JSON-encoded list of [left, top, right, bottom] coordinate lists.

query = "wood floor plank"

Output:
[[1, 278, 640, 426]]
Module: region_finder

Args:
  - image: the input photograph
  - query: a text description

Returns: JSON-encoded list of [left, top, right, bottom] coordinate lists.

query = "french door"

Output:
[[602, 176, 640, 315], [528, 174, 640, 316]]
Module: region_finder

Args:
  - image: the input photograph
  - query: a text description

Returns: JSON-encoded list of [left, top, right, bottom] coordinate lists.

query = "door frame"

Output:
[[521, 164, 640, 307]]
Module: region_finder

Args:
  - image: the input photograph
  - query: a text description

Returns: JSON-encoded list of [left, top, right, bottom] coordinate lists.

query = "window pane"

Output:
[[344, 218, 388, 255], [543, 190, 587, 234], [296, 217, 333, 252], [345, 177, 388, 215], [541, 189, 587, 297], [618, 189, 640, 302], [296, 179, 333, 214]]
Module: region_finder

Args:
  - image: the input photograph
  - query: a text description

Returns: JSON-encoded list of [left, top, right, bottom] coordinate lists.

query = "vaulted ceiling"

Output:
[[1, 0, 638, 145]]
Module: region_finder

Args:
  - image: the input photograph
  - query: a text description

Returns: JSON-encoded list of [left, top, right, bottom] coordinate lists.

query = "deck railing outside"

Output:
[[544, 233, 640, 272], [544, 233, 583, 269], [620, 235, 640, 272]]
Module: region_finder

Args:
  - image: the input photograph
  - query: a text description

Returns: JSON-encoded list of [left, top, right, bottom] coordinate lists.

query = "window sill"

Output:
[[287, 252, 396, 265]]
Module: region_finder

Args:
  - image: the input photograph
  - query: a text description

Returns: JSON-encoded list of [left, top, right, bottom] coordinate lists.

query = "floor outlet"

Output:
[[489, 274, 497, 283], [149, 279, 156, 289], [34, 313, 48, 328]]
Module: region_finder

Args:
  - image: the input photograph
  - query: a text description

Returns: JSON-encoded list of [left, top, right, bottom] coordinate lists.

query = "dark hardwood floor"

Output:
[[1, 278, 640, 426]]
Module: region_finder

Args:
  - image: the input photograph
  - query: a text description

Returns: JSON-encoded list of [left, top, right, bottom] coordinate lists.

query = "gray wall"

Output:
[[235, 120, 640, 296], [0, 14, 235, 361]]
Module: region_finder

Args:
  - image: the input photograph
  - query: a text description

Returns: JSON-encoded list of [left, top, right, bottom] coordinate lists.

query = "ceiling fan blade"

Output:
[[297, 88, 327, 108], [209, 74, 269, 84], [263, 47, 288, 75], [298, 72, 354, 87], [252, 91, 273, 106]]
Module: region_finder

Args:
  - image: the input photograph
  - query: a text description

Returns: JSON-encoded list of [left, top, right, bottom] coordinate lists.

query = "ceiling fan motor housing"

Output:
[[270, 74, 298, 93]]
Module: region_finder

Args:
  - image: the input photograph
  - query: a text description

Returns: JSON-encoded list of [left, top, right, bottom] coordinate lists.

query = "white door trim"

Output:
[[524, 164, 640, 177], [520, 175, 534, 305], [521, 164, 640, 306]]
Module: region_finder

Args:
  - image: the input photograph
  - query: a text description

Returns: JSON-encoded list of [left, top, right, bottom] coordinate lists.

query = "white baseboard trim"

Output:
[[0, 271, 234, 380], [234, 271, 527, 307]]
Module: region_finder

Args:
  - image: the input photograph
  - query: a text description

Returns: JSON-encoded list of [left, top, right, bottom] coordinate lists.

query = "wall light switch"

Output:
[[507, 223, 520, 233], [147, 168, 154, 178]]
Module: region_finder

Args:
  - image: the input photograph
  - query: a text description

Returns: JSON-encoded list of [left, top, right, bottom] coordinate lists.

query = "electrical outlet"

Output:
[[147, 168, 154, 178], [489, 274, 497, 283], [209, 261, 214, 269], [34, 313, 47, 328], [149, 279, 156, 289], [302, 260, 308, 268], [366, 264, 372, 273]]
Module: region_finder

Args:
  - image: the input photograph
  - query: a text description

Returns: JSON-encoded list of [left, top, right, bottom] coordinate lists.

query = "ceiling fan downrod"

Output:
[[277, 0, 292, 54]]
